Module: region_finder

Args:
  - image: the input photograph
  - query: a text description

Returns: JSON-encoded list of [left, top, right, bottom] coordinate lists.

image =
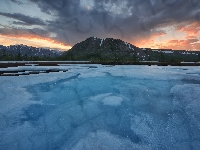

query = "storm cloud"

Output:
[[29, 0, 200, 45], [10, 0, 24, 5], [0, 0, 200, 49], [0, 12, 46, 26]]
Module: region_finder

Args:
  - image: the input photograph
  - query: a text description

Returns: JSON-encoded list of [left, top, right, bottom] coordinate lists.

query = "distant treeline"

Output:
[[1, 50, 200, 62], [58, 50, 200, 63], [0, 53, 57, 61]]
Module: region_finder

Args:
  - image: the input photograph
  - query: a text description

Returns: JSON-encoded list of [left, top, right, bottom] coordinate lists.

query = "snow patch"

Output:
[[100, 39, 104, 46], [102, 96, 123, 106], [128, 43, 131, 49], [90, 93, 124, 106]]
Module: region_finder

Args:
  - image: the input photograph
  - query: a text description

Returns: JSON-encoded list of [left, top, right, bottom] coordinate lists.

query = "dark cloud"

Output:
[[1, 0, 200, 48], [12, 21, 32, 26], [10, 0, 24, 5], [26, 0, 200, 46], [0, 12, 46, 26], [0, 27, 50, 39]]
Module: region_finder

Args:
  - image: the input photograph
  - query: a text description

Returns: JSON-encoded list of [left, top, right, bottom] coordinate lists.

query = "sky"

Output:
[[0, 0, 200, 51]]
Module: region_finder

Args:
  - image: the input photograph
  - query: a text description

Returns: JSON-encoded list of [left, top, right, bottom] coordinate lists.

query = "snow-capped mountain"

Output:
[[0, 44, 63, 60]]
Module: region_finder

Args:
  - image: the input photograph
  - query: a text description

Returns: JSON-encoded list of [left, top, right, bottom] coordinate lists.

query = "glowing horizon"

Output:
[[1, 34, 200, 51], [0, 35, 72, 51]]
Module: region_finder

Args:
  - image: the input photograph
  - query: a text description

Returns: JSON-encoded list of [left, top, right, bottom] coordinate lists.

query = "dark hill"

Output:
[[61, 37, 147, 61]]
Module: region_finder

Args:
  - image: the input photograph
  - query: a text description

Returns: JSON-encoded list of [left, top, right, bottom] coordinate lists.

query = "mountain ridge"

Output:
[[61, 37, 147, 61], [61, 37, 200, 62], [0, 37, 200, 62], [0, 44, 63, 61]]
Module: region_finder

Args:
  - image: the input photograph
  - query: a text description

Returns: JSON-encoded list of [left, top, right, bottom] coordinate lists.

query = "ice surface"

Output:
[[70, 130, 151, 150], [102, 96, 123, 106], [0, 64, 200, 150], [90, 93, 112, 101]]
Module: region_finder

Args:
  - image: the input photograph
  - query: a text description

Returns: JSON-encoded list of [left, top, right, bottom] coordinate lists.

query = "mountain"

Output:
[[0, 44, 63, 61], [61, 37, 200, 62], [0, 38, 199, 62], [61, 37, 148, 61]]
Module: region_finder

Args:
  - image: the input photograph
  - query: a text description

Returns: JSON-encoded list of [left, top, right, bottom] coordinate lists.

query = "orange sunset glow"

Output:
[[0, 34, 71, 51], [134, 21, 200, 50]]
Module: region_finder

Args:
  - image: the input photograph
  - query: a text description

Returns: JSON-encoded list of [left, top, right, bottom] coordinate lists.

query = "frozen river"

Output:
[[0, 64, 200, 150]]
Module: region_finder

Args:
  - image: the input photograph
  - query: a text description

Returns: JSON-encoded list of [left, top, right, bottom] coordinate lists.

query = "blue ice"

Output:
[[0, 65, 200, 149]]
